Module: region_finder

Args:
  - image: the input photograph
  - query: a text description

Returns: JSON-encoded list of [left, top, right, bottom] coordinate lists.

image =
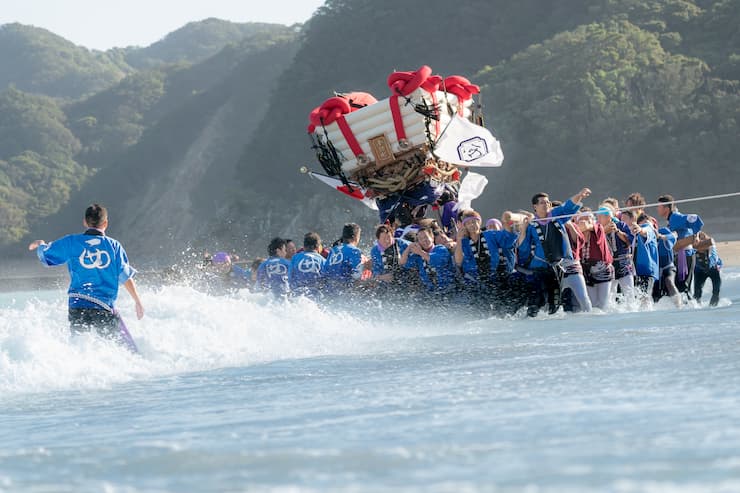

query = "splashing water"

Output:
[[1, 271, 739, 492]]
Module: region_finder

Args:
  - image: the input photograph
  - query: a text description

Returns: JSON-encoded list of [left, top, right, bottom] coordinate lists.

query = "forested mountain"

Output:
[[66, 26, 297, 169], [116, 18, 291, 69], [0, 21, 297, 250], [1, 1, 738, 263], [0, 23, 130, 99], [32, 34, 300, 256], [230, 0, 739, 249], [0, 89, 89, 243]]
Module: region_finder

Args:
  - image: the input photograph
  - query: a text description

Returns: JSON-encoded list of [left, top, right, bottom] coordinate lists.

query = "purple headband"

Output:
[[462, 214, 482, 226], [486, 218, 502, 229], [211, 251, 231, 264]]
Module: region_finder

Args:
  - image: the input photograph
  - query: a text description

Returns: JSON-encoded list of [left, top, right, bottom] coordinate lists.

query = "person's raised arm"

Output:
[[28, 240, 46, 251], [454, 224, 466, 266], [399, 243, 413, 266], [570, 187, 592, 205], [517, 216, 530, 247]]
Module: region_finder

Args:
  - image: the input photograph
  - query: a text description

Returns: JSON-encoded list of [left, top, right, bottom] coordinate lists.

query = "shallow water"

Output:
[[1, 271, 739, 492]]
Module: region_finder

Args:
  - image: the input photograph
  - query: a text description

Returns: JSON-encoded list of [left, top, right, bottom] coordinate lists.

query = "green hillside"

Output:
[[1, 1, 738, 259], [0, 23, 130, 99], [231, 0, 739, 241], [31, 35, 300, 256], [118, 18, 292, 69], [0, 21, 297, 249], [0, 88, 89, 244]]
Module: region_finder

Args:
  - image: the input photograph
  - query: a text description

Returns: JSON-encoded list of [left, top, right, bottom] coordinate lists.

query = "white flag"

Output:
[[455, 171, 488, 211], [308, 171, 378, 210], [434, 115, 504, 167]]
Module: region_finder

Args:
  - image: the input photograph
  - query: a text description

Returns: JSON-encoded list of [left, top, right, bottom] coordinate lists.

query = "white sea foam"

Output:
[[1, 267, 736, 397]]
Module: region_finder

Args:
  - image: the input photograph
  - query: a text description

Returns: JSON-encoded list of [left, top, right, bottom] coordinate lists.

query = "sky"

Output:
[[0, 0, 326, 50]]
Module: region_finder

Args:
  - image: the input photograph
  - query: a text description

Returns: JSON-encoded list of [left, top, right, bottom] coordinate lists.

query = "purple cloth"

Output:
[[211, 251, 231, 264], [441, 201, 457, 231], [676, 248, 688, 281], [116, 315, 139, 354]]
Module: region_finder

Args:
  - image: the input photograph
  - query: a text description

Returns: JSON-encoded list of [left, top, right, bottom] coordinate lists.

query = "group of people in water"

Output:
[[201, 187, 724, 317], [27, 188, 724, 347]]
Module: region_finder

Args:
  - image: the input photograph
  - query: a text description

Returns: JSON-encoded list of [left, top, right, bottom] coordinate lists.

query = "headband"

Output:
[[461, 214, 482, 226]]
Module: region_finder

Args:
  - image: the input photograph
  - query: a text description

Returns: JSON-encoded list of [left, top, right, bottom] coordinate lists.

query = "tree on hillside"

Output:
[[0, 23, 130, 99], [477, 20, 739, 210], [0, 89, 89, 244], [119, 19, 294, 69]]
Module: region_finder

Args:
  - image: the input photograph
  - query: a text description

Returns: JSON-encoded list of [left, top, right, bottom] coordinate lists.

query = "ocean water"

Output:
[[1, 271, 739, 493]]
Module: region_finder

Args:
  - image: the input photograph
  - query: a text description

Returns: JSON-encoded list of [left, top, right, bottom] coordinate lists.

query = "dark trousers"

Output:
[[68, 308, 120, 338], [694, 265, 721, 306], [676, 254, 696, 299], [526, 268, 560, 317]]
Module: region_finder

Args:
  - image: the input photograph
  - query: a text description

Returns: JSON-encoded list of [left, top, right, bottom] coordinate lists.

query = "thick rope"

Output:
[[543, 191, 740, 222]]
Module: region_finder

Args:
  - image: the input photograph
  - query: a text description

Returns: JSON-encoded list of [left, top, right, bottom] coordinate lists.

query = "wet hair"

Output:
[[531, 193, 549, 205], [636, 213, 649, 223], [626, 192, 646, 207], [268, 237, 287, 256], [416, 226, 434, 239], [602, 197, 619, 209], [402, 231, 417, 242], [460, 209, 481, 220], [375, 224, 392, 239], [417, 218, 440, 229], [85, 204, 108, 228], [393, 205, 413, 227], [303, 232, 321, 251], [342, 223, 361, 243], [657, 194, 675, 212]]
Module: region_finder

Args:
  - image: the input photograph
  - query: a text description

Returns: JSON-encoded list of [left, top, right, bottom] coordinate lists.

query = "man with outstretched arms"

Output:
[[656, 194, 704, 298], [516, 187, 591, 316], [321, 223, 365, 293], [289, 232, 325, 298], [28, 204, 144, 339]]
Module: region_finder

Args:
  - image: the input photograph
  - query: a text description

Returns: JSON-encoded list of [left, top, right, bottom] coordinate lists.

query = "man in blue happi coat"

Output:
[[28, 204, 144, 339]]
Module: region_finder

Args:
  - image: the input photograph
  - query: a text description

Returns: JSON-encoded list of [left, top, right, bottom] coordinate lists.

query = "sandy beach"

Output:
[[716, 240, 740, 267]]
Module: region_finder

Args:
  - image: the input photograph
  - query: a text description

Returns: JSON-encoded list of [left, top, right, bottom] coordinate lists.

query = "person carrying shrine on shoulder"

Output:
[[369, 223, 412, 295], [399, 225, 457, 301]]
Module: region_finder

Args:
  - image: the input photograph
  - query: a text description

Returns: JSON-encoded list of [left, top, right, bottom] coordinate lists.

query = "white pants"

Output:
[[562, 273, 592, 312], [587, 281, 612, 310], [611, 275, 635, 304]]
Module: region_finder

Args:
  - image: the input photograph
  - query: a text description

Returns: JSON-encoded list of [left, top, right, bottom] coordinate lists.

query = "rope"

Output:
[[68, 293, 139, 354], [69, 292, 114, 313], [537, 191, 740, 222]]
